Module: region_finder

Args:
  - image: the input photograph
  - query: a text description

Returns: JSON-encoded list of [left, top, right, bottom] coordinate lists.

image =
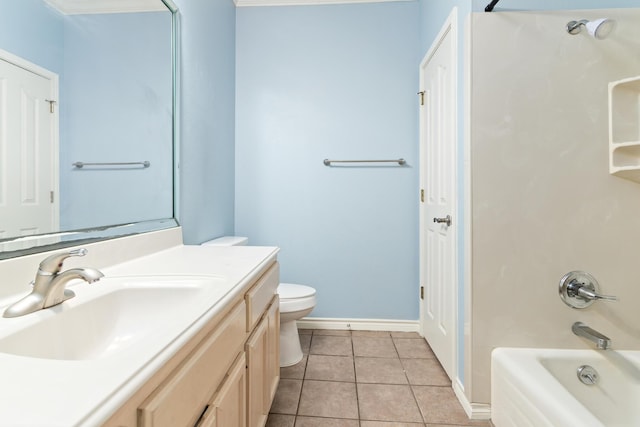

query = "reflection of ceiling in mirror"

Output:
[[44, 0, 167, 15]]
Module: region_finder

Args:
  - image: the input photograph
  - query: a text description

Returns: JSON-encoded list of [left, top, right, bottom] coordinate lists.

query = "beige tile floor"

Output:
[[266, 329, 493, 427]]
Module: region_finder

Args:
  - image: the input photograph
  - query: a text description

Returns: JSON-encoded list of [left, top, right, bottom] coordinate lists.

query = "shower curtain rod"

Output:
[[485, 0, 500, 12]]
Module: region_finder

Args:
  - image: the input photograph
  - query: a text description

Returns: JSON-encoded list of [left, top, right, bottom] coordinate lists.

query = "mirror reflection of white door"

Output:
[[419, 9, 457, 380], [0, 51, 59, 246]]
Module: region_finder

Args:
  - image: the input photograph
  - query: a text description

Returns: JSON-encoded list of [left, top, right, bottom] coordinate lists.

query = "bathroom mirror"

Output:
[[0, 0, 178, 259]]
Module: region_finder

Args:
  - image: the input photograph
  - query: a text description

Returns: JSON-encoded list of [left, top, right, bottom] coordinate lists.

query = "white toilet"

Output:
[[201, 236, 316, 367], [276, 282, 316, 366]]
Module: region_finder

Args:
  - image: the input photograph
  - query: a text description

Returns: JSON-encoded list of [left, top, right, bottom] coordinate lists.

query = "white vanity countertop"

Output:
[[0, 244, 279, 427]]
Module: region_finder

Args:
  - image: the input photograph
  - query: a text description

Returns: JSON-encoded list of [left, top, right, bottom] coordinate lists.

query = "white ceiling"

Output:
[[44, 0, 168, 14]]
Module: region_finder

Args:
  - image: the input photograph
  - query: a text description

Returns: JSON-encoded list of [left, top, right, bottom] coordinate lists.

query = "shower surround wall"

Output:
[[468, 8, 640, 403]]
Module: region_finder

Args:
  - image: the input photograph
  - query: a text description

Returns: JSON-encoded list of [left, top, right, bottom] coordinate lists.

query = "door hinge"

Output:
[[45, 99, 57, 113], [420, 189, 424, 203], [417, 91, 425, 106], [420, 286, 424, 300], [50, 191, 54, 203]]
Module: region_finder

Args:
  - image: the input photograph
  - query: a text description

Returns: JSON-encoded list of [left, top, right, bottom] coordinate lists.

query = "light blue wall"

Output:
[[0, 0, 63, 73], [60, 12, 173, 230], [175, 0, 237, 244], [235, 2, 420, 319]]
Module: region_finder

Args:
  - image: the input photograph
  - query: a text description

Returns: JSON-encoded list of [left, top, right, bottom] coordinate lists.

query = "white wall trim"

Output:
[[235, 0, 412, 7], [0, 49, 58, 81], [297, 317, 420, 333], [463, 10, 474, 404], [453, 378, 492, 420]]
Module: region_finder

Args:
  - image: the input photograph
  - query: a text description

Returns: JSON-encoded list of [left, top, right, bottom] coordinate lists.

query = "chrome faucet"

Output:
[[3, 248, 104, 318], [572, 321, 611, 350]]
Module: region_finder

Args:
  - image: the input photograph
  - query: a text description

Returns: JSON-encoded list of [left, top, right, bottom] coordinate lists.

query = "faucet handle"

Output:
[[575, 286, 618, 302], [38, 248, 88, 275], [559, 271, 618, 309]]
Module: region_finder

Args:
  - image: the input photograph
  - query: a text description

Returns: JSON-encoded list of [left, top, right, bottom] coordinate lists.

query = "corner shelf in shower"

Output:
[[609, 76, 640, 182]]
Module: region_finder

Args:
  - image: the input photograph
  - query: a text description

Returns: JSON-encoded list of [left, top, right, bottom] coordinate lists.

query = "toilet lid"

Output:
[[278, 283, 316, 299]]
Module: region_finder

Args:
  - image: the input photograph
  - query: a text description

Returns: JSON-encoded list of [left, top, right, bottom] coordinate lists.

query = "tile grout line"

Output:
[[348, 331, 364, 427], [293, 332, 312, 424], [391, 334, 428, 425]]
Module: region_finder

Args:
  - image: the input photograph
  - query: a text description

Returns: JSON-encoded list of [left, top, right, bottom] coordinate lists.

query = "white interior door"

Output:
[[0, 52, 59, 245], [419, 9, 457, 380]]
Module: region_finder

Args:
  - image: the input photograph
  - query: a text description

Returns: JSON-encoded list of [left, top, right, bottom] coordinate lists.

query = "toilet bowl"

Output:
[[201, 237, 316, 367], [277, 283, 316, 367]]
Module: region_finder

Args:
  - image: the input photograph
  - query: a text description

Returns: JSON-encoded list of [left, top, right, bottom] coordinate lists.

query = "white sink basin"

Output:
[[0, 276, 223, 360]]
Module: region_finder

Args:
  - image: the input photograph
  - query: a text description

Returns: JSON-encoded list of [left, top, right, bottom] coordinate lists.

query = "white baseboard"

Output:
[[296, 317, 420, 333], [453, 378, 492, 420]]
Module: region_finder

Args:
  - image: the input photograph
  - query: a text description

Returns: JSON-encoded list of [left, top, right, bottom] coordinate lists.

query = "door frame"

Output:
[[0, 48, 60, 236], [418, 6, 459, 382]]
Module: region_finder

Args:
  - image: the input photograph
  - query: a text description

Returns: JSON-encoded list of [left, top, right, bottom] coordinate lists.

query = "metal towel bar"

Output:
[[72, 161, 150, 169], [323, 158, 406, 166]]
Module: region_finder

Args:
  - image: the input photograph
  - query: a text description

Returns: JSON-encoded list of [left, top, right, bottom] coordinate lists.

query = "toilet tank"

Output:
[[201, 236, 249, 246]]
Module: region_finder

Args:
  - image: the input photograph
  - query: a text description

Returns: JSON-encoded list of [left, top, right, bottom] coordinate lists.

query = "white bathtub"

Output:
[[491, 348, 640, 427]]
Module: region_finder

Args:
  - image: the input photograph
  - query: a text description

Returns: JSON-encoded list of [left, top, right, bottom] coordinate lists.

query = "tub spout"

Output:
[[572, 322, 611, 350]]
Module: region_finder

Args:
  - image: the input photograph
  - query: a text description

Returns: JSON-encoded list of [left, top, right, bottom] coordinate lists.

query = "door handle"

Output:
[[433, 215, 452, 227]]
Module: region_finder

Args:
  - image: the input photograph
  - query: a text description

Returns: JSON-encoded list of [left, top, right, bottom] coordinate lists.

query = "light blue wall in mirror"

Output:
[[60, 12, 173, 230], [0, 0, 63, 73], [0, 1, 175, 240]]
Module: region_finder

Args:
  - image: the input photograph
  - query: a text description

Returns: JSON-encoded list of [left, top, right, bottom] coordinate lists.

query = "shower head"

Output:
[[567, 18, 616, 40]]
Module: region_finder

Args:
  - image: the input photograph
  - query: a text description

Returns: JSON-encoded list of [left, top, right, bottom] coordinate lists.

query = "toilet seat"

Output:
[[278, 283, 316, 313], [278, 283, 315, 299]]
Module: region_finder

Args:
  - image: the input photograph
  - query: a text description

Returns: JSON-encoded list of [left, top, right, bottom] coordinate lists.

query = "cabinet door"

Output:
[[246, 297, 280, 427], [265, 297, 280, 407], [246, 313, 268, 427], [215, 353, 247, 427]]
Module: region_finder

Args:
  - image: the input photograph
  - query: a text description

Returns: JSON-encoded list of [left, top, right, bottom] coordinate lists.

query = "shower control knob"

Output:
[[559, 271, 618, 309], [433, 215, 452, 227]]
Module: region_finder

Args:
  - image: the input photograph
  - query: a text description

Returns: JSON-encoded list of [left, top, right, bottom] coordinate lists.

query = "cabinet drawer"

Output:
[[138, 301, 247, 427], [245, 262, 279, 332]]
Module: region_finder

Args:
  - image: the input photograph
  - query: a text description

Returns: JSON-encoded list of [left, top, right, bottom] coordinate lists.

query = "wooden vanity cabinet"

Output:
[[103, 261, 280, 427], [137, 301, 247, 427]]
